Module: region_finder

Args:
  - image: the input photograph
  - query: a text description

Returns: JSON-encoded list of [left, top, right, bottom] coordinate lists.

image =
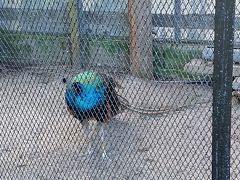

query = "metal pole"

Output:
[[76, 0, 83, 65], [68, 0, 81, 65], [174, 0, 181, 42], [212, 0, 235, 179], [77, 0, 83, 34], [77, 0, 87, 68]]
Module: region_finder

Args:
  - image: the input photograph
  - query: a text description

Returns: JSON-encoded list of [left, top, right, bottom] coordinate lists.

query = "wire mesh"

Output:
[[0, 0, 239, 179]]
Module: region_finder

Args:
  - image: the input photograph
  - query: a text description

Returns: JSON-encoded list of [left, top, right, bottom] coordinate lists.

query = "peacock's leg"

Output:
[[82, 119, 93, 156], [100, 102, 112, 159], [100, 122, 108, 159], [94, 121, 109, 159]]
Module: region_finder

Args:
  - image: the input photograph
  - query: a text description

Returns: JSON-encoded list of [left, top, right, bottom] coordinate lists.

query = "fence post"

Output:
[[128, 0, 153, 79], [212, 0, 235, 179], [174, 0, 181, 42], [76, 0, 88, 68], [67, 0, 80, 65]]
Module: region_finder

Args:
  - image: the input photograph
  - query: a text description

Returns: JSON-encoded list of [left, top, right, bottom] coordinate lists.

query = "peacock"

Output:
[[63, 70, 178, 158], [63, 70, 122, 158]]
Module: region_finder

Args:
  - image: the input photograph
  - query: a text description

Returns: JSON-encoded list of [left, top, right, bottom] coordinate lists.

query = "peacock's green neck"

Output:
[[71, 71, 104, 87]]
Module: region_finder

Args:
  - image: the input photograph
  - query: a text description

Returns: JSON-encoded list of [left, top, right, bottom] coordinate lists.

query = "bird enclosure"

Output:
[[0, 0, 240, 179]]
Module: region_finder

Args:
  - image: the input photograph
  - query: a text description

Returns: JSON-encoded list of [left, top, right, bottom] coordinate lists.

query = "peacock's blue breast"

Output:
[[65, 84, 106, 112]]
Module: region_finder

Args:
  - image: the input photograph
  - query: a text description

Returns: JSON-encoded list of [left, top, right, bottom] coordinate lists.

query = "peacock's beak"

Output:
[[62, 78, 67, 84]]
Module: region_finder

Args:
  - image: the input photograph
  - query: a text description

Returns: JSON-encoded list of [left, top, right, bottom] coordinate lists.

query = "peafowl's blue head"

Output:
[[65, 71, 107, 113]]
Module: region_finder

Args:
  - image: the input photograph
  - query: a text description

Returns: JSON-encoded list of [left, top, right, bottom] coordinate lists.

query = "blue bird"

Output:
[[64, 71, 122, 158]]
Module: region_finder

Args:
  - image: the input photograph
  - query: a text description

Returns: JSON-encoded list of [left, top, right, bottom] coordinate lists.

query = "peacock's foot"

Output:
[[80, 143, 95, 157], [87, 146, 94, 156], [101, 150, 111, 161], [81, 151, 94, 157]]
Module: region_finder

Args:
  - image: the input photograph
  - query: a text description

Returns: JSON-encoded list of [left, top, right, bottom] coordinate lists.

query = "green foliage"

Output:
[[88, 38, 204, 81], [36, 35, 68, 52], [0, 33, 32, 58], [0, 32, 68, 60], [153, 46, 202, 80], [89, 38, 129, 55], [0, 32, 204, 81]]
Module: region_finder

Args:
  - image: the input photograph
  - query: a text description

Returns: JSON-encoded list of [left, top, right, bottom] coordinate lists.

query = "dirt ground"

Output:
[[0, 66, 239, 180]]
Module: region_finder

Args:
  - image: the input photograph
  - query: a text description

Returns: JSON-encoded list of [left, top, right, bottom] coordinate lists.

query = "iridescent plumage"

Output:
[[64, 71, 122, 158], [64, 71, 121, 122]]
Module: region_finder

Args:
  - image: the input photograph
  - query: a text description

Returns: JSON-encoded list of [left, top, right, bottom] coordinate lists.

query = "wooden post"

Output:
[[68, 0, 80, 65], [128, 0, 153, 79]]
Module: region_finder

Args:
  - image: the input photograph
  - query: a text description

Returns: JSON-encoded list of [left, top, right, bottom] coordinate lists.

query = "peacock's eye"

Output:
[[96, 84, 101, 89], [73, 82, 82, 95]]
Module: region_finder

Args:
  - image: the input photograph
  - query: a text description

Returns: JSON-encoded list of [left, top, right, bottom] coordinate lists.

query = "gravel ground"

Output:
[[0, 66, 239, 180]]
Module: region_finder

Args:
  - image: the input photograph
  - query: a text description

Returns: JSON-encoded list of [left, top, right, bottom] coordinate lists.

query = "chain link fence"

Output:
[[0, 0, 239, 179]]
